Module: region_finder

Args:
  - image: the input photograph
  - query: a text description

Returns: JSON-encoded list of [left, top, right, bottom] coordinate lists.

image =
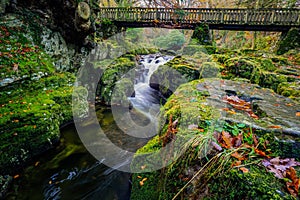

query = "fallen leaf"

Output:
[[137, 176, 142, 179], [255, 148, 270, 158], [270, 157, 280, 165], [211, 141, 222, 151], [231, 160, 242, 167], [222, 107, 230, 111], [267, 166, 284, 178], [252, 134, 259, 146], [231, 152, 246, 161], [140, 165, 146, 170], [139, 181, 144, 186], [34, 161, 40, 167], [13, 174, 20, 179], [296, 112, 300, 117], [286, 167, 300, 197], [239, 167, 249, 173], [268, 125, 282, 129], [222, 131, 232, 149], [233, 133, 243, 147]]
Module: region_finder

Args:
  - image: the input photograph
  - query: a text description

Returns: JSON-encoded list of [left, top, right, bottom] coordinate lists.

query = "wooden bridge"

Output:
[[96, 7, 300, 31]]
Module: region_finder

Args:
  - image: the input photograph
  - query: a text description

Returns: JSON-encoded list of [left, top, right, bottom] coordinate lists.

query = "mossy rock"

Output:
[[199, 62, 223, 78], [212, 53, 232, 64], [96, 55, 136, 104], [277, 28, 300, 55], [192, 24, 212, 45], [0, 73, 75, 174], [183, 45, 216, 56], [277, 81, 300, 101], [131, 78, 300, 200], [111, 77, 134, 105], [150, 57, 200, 97], [224, 57, 262, 84], [259, 58, 276, 71], [259, 72, 288, 91]]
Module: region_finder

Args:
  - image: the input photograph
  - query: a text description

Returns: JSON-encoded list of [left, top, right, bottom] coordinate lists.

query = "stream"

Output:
[[7, 54, 173, 200]]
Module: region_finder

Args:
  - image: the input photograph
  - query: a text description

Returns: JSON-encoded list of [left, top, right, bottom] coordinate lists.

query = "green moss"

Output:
[[96, 55, 136, 104], [0, 73, 75, 174], [192, 24, 212, 45], [207, 165, 293, 200], [224, 57, 262, 84], [277, 28, 300, 55], [277, 81, 300, 101], [259, 72, 288, 91], [200, 62, 222, 78], [259, 58, 276, 71], [0, 24, 55, 84]]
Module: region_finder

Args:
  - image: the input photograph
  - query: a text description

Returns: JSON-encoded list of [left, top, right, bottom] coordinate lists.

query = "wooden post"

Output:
[[271, 9, 275, 24], [221, 9, 224, 24]]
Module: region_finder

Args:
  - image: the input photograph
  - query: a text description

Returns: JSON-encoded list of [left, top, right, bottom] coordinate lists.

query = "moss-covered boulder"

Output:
[[149, 56, 200, 97], [277, 81, 300, 102], [222, 56, 297, 92], [0, 73, 75, 174], [131, 78, 300, 200], [95, 54, 136, 104], [277, 28, 300, 55], [199, 62, 223, 78], [224, 57, 262, 84]]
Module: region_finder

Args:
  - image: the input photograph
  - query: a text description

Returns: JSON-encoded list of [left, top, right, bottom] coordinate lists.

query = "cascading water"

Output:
[[128, 54, 174, 119], [11, 54, 174, 200]]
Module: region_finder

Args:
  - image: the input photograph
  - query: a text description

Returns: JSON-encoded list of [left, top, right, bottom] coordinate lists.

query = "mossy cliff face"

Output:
[[0, 14, 77, 176], [131, 78, 300, 200]]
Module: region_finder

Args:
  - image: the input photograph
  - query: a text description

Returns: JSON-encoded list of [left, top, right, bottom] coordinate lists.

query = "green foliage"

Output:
[[126, 28, 143, 42], [154, 30, 185, 50], [192, 24, 212, 45], [224, 57, 262, 84], [277, 28, 300, 55]]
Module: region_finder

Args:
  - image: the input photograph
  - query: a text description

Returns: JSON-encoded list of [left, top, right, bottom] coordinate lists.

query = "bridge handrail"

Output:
[[95, 7, 300, 26]]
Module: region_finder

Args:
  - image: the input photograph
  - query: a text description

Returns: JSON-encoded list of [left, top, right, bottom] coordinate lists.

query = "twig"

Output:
[[171, 153, 222, 200]]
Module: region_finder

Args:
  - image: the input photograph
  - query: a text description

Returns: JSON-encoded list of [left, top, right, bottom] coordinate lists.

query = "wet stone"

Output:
[[197, 79, 300, 138]]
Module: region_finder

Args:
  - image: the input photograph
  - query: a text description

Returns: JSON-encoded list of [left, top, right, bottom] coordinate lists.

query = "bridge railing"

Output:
[[96, 7, 300, 26]]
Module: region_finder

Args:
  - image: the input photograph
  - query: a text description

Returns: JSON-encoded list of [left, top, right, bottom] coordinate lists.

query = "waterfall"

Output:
[[128, 54, 174, 117]]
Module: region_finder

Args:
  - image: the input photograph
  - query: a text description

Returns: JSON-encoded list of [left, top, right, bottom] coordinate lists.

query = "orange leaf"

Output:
[[255, 148, 270, 158], [13, 174, 20, 179], [239, 167, 249, 173], [296, 112, 300, 117], [231, 152, 246, 161], [233, 133, 243, 147], [286, 167, 300, 196], [268, 125, 282, 129], [231, 160, 242, 167], [222, 131, 232, 149], [139, 181, 144, 186], [222, 107, 230, 111]]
